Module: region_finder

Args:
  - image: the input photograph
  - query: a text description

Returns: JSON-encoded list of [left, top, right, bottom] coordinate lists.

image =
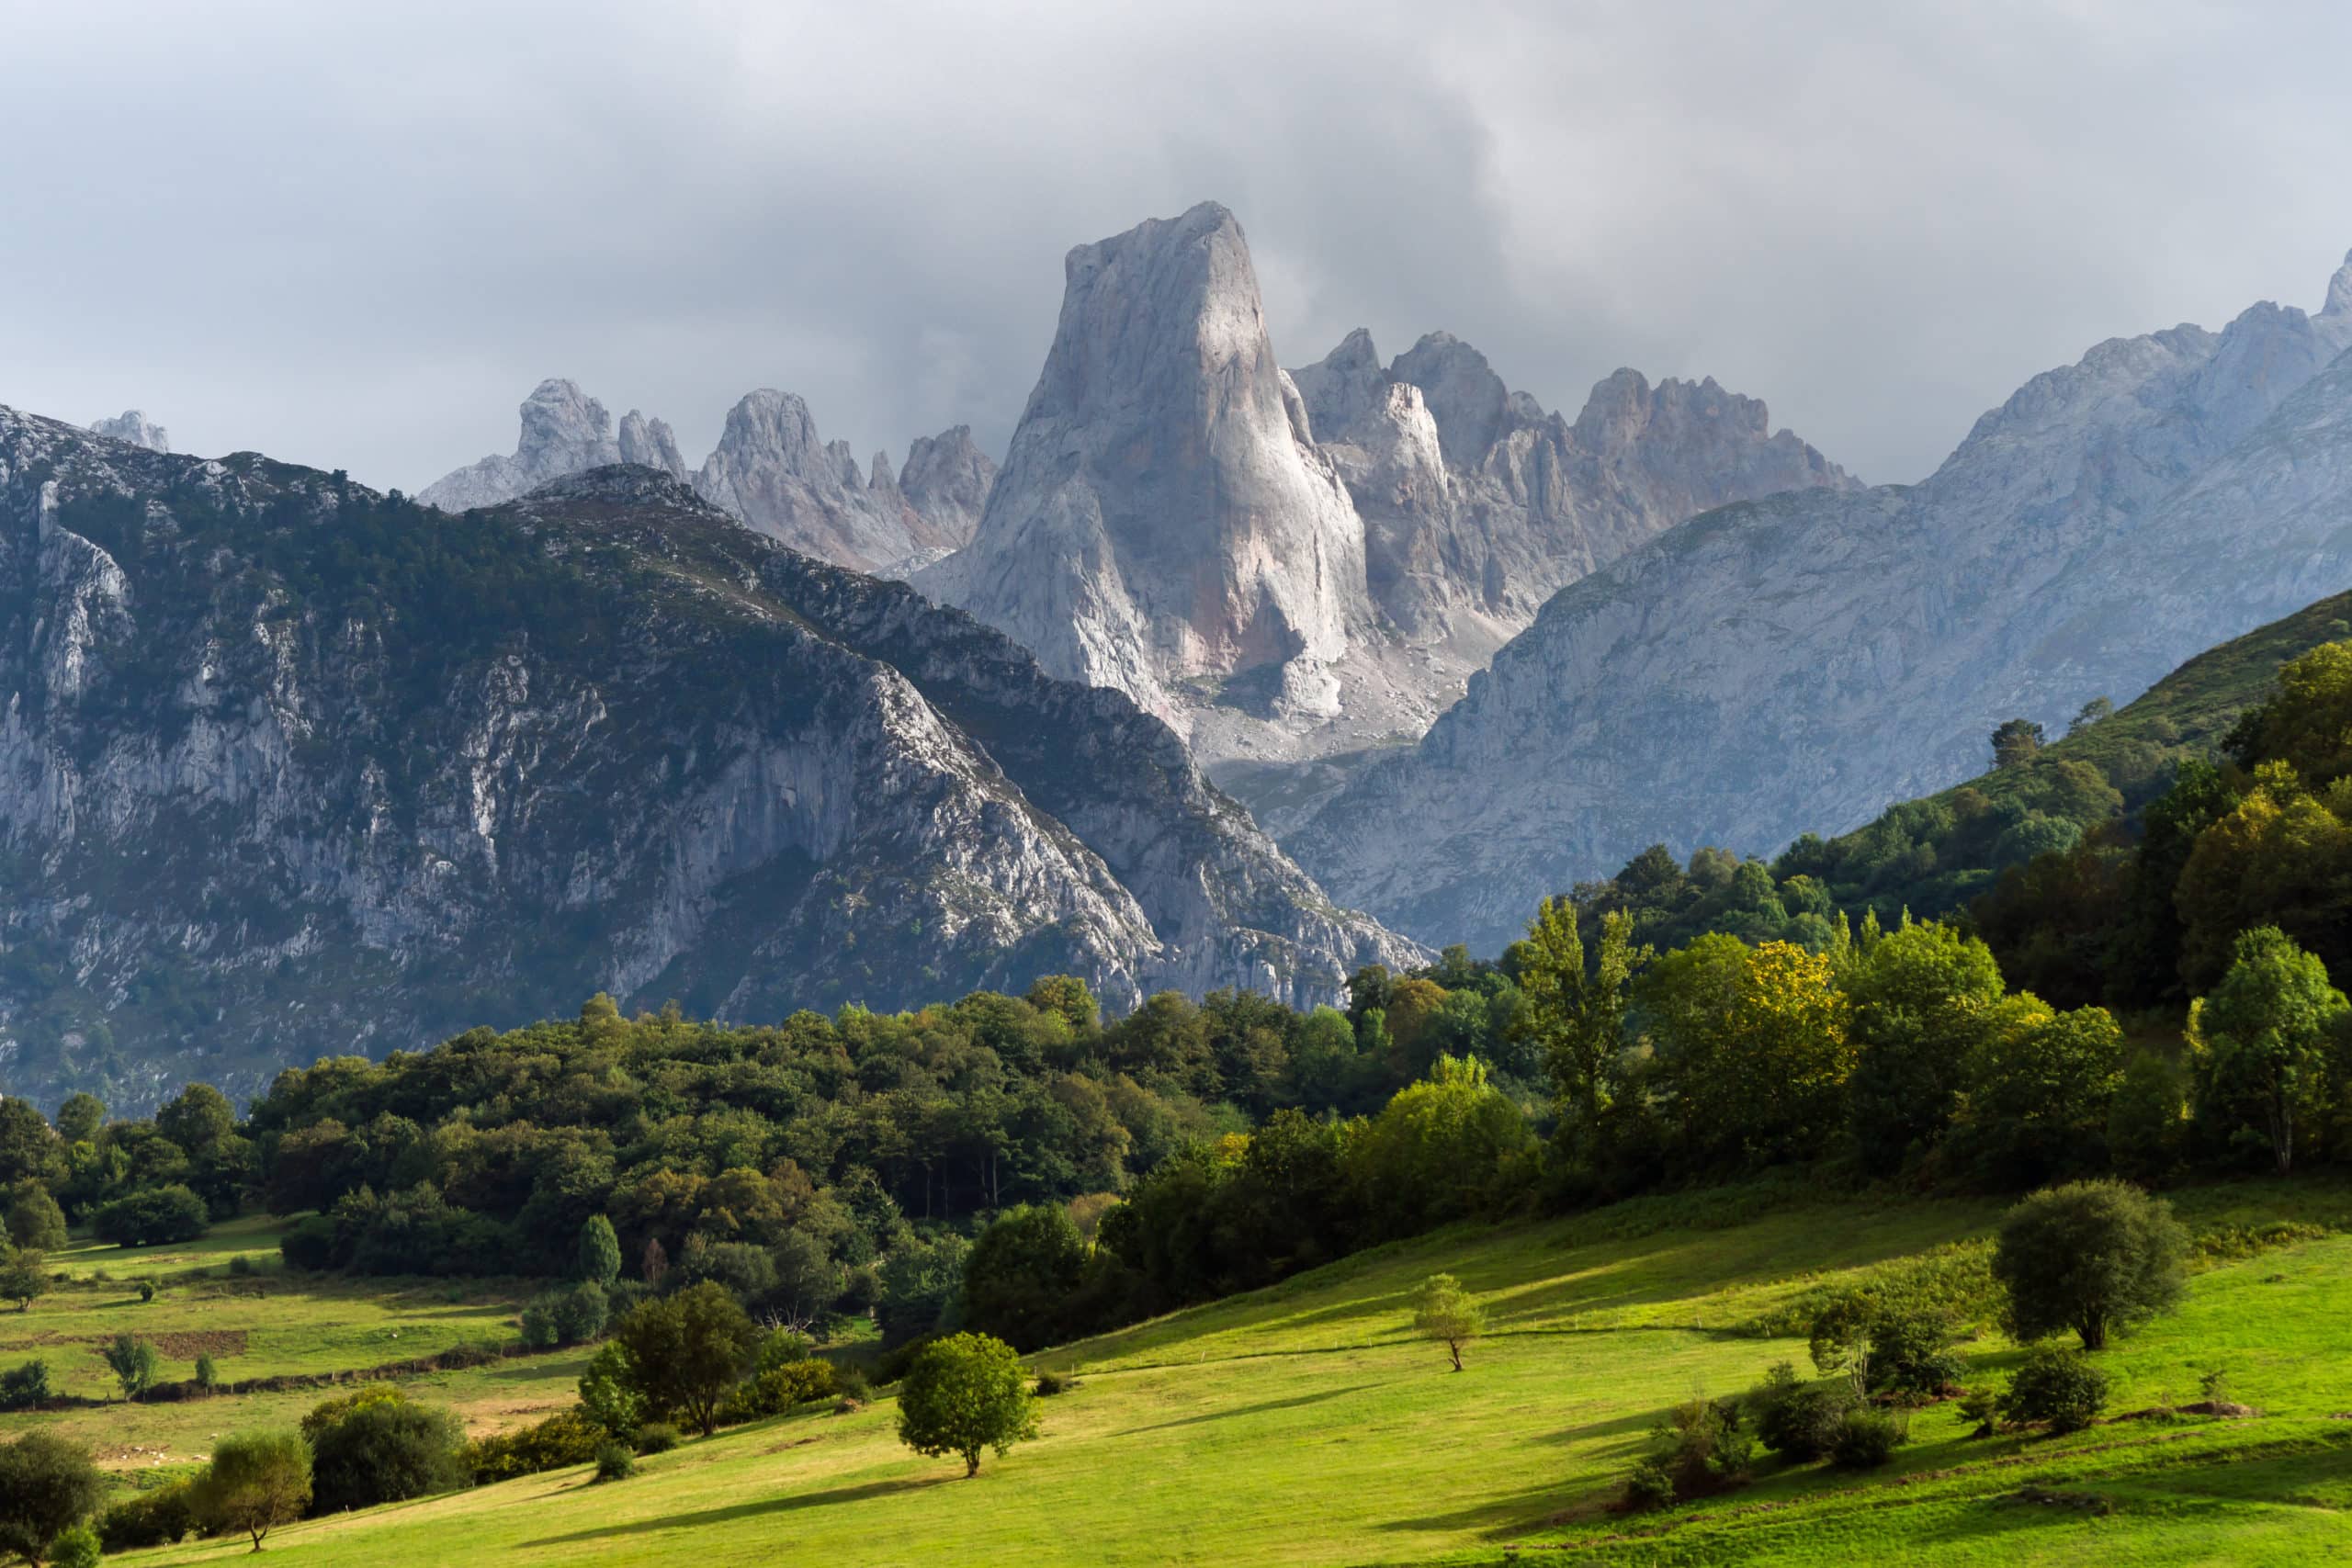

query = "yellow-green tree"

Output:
[[1518, 897, 1649, 1154], [1641, 936, 1851, 1171]]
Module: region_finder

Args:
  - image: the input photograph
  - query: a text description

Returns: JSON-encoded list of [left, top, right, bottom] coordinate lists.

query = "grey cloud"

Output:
[[2, 0, 2347, 492]]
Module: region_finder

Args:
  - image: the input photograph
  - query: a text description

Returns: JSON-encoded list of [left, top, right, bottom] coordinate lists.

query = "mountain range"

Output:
[[0, 411, 1410, 1108], [420, 379, 997, 578], [1291, 250, 2352, 953]]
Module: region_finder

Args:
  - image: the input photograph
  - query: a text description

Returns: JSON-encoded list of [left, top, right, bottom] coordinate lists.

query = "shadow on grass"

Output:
[[1371, 1476, 1597, 1540], [521, 1474, 954, 1546], [1105, 1383, 1380, 1438]]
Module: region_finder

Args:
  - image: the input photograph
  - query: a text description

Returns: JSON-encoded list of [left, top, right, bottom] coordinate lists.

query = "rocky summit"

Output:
[[1293, 251, 2352, 953], [422, 380, 994, 579], [0, 411, 1413, 1108], [917, 203, 1852, 829], [86, 409, 170, 453]]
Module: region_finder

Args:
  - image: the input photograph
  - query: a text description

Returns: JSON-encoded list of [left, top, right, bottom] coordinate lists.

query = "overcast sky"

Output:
[[4, 0, 2347, 492]]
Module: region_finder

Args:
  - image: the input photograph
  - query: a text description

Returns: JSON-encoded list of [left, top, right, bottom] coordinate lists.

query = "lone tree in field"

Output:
[[0, 1431, 105, 1565], [1993, 1180, 2187, 1351], [1412, 1272, 1487, 1371], [103, 1334, 158, 1401], [197, 1428, 311, 1551], [611, 1280, 758, 1437], [0, 1248, 46, 1313], [896, 1332, 1041, 1478]]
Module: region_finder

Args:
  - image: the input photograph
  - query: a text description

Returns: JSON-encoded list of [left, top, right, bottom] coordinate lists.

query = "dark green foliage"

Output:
[[962, 1204, 1087, 1351], [1625, 1393, 1752, 1509], [1831, 1406, 1907, 1469], [306, 1391, 468, 1513], [136, 1279, 156, 1303], [896, 1332, 1041, 1477], [1034, 1370, 1072, 1396], [3, 1184, 67, 1251], [1750, 1363, 1856, 1461], [577, 1214, 623, 1287], [97, 1478, 198, 1551], [91, 1184, 207, 1247], [1842, 921, 2006, 1175], [593, 1441, 636, 1483], [1992, 718, 2047, 769], [0, 1360, 51, 1411], [2002, 1344, 2109, 1432], [717, 1359, 838, 1424], [2190, 925, 2347, 1175], [458, 1408, 605, 1483], [611, 1281, 759, 1436], [0, 1250, 46, 1313], [0, 1432, 106, 1566], [1994, 1180, 2188, 1351], [633, 1423, 681, 1455], [519, 1281, 608, 1348], [0, 1100, 62, 1187], [577, 1343, 644, 1435]]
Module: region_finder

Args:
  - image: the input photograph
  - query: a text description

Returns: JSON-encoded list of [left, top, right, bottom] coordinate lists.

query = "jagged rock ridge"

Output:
[[1293, 250, 2352, 953], [422, 381, 994, 578], [86, 411, 169, 453], [917, 202, 1853, 829], [0, 412, 1414, 1109]]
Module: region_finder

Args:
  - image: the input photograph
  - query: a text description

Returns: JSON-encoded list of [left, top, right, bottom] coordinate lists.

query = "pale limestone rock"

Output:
[[86, 411, 169, 453]]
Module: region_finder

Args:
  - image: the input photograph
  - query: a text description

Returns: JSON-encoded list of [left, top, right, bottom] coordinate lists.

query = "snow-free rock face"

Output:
[[918, 202, 1366, 728], [917, 205, 1854, 829], [424, 382, 987, 577], [616, 409, 688, 481], [86, 411, 169, 453], [418, 378, 622, 511], [0, 412, 1414, 1109], [1294, 254, 2352, 953], [690, 390, 979, 576]]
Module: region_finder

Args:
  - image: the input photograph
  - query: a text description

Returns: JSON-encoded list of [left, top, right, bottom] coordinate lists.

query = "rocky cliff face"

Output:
[[424, 383, 990, 577], [0, 412, 1411, 1109], [86, 411, 169, 452], [918, 205, 1851, 826], [1294, 253, 2352, 953], [692, 389, 985, 576], [915, 202, 1366, 730], [417, 378, 623, 511]]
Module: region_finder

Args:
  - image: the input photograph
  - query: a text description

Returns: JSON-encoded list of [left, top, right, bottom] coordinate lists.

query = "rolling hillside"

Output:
[[32, 1182, 2349, 1567]]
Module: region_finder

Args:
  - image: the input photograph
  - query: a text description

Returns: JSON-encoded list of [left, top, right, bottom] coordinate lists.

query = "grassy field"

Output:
[[11, 1179, 2340, 1565], [2, 1214, 584, 1473]]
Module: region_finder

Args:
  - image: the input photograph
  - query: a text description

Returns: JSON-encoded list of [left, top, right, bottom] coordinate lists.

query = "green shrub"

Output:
[[228, 1253, 255, 1277], [1956, 1387, 1999, 1436], [1035, 1370, 1072, 1396], [103, 1334, 158, 1400], [0, 1359, 51, 1411], [307, 1390, 468, 1512], [1831, 1406, 1906, 1469], [194, 1351, 219, 1392], [90, 1185, 209, 1247], [1750, 1362, 1855, 1461], [97, 1476, 198, 1551], [2002, 1344, 2109, 1433], [1994, 1180, 2187, 1351], [47, 1521, 101, 1568], [519, 1280, 608, 1348], [1628, 1393, 1751, 1506], [718, 1359, 838, 1424], [0, 1431, 107, 1566], [634, 1422, 682, 1455], [1621, 1460, 1678, 1512], [578, 1342, 645, 1434], [460, 1408, 605, 1483], [832, 1365, 872, 1404], [279, 1215, 338, 1271], [593, 1441, 636, 1483], [136, 1279, 157, 1303]]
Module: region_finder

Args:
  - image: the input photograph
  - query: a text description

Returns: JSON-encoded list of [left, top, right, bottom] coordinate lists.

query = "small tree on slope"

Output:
[[1412, 1273, 1487, 1372], [896, 1333, 1040, 1478]]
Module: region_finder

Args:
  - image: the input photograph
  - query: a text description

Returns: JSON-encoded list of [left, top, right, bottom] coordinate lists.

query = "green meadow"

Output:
[[14, 1181, 2340, 1566]]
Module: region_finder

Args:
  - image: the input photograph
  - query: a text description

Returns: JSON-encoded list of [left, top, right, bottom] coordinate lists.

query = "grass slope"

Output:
[[1, 1215, 582, 1473], [43, 1181, 2351, 1567]]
